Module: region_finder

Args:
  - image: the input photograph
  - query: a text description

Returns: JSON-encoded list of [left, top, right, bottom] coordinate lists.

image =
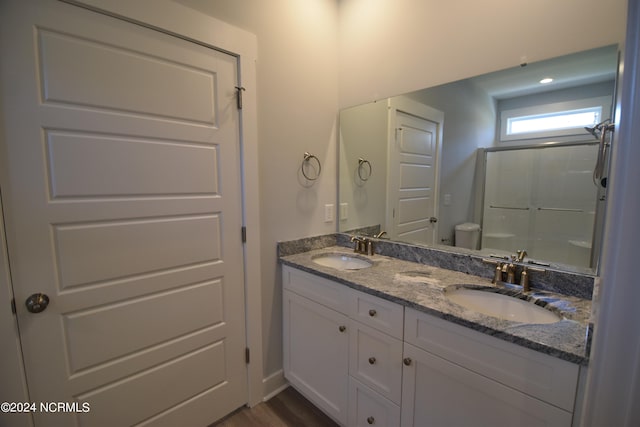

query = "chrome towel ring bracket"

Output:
[[357, 158, 372, 181], [302, 152, 322, 181]]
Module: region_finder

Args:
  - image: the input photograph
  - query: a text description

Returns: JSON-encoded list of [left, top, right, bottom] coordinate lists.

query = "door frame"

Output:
[[386, 96, 444, 245], [0, 0, 264, 411], [0, 191, 32, 427]]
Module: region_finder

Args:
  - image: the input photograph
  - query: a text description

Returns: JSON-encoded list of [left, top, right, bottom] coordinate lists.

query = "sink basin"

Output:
[[312, 253, 373, 270], [445, 287, 561, 324]]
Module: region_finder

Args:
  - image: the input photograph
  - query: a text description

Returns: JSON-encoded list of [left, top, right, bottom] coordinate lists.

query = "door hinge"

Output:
[[396, 127, 403, 141], [11, 298, 16, 314], [241, 226, 247, 243], [245, 347, 250, 364], [235, 86, 246, 110]]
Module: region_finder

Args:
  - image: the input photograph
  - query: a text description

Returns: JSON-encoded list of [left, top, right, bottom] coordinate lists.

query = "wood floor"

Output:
[[211, 387, 339, 427]]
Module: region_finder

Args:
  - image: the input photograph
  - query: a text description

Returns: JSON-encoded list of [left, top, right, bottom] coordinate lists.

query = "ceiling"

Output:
[[469, 45, 618, 99]]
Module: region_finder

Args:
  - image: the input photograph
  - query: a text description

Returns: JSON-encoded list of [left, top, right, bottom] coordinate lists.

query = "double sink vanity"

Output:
[[279, 234, 593, 427]]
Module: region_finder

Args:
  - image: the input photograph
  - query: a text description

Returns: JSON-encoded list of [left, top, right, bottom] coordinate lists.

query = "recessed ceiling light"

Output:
[[540, 78, 554, 84]]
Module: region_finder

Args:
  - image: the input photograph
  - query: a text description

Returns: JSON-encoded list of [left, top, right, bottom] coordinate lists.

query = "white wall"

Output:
[[174, 0, 339, 393], [338, 0, 626, 108]]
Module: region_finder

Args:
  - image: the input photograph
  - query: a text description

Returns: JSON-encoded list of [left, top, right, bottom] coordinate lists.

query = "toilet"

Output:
[[455, 223, 481, 250]]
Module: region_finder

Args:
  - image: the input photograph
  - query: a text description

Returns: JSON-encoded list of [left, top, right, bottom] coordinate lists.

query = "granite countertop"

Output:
[[280, 246, 592, 365]]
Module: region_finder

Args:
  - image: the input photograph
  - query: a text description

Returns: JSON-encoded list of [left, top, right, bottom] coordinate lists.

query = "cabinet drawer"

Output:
[[283, 266, 349, 314], [349, 320, 403, 404], [349, 377, 400, 427], [349, 289, 403, 338], [404, 308, 579, 411]]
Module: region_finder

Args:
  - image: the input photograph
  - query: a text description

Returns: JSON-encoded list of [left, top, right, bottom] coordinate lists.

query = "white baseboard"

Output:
[[262, 369, 289, 401]]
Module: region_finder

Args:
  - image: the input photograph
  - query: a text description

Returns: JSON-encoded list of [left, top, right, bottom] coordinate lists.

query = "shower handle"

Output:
[[594, 122, 615, 187]]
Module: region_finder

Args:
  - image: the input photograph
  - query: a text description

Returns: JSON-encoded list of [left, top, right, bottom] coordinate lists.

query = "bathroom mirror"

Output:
[[338, 45, 619, 273]]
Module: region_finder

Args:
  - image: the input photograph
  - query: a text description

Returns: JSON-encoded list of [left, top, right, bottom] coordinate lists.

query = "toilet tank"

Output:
[[455, 223, 481, 250]]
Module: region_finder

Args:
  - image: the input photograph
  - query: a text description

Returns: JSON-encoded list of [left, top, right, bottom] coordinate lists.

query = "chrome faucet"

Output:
[[521, 267, 530, 292], [351, 235, 376, 255], [502, 259, 517, 284], [366, 239, 376, 256], [485, 259, 512, 284], [350, 236, 366, 254], [516, 250, 528, 262], [492, 263, 502, 284], [351, 235, 378, 255], [483, 254, 545, 291]]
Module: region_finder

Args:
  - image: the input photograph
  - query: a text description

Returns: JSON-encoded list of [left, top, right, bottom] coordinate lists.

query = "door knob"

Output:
[[429, 217, 438, 223], [25, 293, 49, 313], [403, 357, 412, 366]]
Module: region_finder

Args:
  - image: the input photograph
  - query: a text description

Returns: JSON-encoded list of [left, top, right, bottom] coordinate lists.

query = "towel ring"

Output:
[[302, 152, 322, 181], [358, 158, 372, 181]]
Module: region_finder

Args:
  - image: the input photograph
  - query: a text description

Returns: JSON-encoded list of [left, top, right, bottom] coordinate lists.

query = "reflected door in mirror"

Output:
[[389, 111, 439, 245]]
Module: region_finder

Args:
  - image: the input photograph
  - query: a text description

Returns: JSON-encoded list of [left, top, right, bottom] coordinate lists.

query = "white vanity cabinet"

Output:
[[283, 266, 581, 427], [283, 267, 350, 425], [402, 308, 579, 427], [283, 266, 403, 426]]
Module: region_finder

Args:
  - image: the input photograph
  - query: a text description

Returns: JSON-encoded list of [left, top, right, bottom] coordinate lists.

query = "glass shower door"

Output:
[[481, 144, 599, 267]]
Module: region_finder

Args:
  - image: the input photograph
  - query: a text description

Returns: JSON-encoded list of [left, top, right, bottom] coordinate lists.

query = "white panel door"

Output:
[[0, 1, 247, 426], [388, 111, 439, 244]]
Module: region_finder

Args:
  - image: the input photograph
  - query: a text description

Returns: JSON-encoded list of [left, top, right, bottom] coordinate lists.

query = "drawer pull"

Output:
[[368, 357, 376, 365], [367, 416, 375, 424], [403, 357, 412, 366], [368, 309, 377, 317], [339, 325, 346, 332]]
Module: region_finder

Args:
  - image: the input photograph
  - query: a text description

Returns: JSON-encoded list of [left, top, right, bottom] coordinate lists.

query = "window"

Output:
[[507, 107, 601, 135], [500, 96, 611, 142]]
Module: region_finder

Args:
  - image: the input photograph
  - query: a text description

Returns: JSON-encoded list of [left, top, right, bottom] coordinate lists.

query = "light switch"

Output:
[[443, 193, 452, 206], [340, 203, 348, 220], [324, 204, 334, 222]]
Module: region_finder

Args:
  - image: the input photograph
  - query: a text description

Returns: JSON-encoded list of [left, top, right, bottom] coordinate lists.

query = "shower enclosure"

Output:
[[481, 143, 599, 268]]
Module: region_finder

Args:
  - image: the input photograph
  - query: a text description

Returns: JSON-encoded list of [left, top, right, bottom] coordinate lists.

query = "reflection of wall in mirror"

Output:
[[408, 77, 613, 247], [337, 45, 618, 269], [339, 100, 388, 232]]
